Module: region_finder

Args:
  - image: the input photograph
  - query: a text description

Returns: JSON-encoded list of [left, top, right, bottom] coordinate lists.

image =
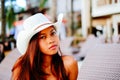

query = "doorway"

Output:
[[118, 23, 120, 34]]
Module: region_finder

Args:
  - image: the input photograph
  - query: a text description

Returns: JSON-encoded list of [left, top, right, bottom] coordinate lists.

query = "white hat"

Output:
[[17, 13, 63, 54]]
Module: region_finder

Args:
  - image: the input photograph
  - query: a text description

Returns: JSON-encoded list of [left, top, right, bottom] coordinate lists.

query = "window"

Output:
[[97, 0, 106, 7], [109, 0, 112, 4], [115, 0, 118, 3]]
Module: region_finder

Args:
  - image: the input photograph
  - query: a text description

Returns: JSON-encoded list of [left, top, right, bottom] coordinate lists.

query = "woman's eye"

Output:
[[39, 35, 46, 39], [51, 31, 56, 36]]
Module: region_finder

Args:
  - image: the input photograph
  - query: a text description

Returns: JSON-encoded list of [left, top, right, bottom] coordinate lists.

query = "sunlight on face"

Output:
[[38, 26, 60, 55]]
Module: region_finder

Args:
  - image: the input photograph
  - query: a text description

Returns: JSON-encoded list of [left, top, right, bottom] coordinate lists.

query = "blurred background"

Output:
[[0, 0, 120, 79]]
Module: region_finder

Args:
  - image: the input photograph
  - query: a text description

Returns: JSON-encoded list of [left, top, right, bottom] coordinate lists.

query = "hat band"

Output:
[[34, 23, 52, 30]]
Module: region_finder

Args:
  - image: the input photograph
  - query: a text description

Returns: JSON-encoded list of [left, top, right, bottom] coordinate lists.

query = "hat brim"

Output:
[[17, 22, 58, 54]]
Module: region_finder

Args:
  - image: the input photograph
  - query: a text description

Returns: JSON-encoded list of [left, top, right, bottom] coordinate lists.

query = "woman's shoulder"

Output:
[[62, 55, 78, 69], [62, 55, 78, 79]]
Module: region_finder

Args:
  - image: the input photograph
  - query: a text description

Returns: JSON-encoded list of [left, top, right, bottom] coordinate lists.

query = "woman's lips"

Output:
[[49, 45, 57, 50]]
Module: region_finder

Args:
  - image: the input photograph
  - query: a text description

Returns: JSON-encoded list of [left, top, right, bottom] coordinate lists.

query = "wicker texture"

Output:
[[78, 44, 120, 80]]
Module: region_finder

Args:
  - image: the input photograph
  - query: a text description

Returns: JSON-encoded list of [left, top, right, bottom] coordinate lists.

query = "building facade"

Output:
[[92, 0, 120, 40]]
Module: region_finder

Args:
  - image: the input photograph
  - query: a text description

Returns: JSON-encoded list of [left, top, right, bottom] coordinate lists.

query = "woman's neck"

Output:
[[42, 55, 52, 68]]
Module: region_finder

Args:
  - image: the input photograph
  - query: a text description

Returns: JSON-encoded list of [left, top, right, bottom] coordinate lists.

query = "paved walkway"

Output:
[[0, 48, 21, 80]]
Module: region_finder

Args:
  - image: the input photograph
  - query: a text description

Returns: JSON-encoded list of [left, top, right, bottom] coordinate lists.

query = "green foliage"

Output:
[[6, 4, 24, 29], [39, 0, 48, 9], [6, 5, 16, 29]]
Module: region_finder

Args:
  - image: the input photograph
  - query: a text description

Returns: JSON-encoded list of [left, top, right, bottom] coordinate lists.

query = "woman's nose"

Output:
[[48, 37, 55, 44]]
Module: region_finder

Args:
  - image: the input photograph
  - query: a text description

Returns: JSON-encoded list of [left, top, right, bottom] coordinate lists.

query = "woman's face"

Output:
[[38, 26, 60, 55]]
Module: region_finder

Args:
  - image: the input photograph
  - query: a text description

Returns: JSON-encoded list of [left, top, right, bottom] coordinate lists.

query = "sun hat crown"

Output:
[[23, 13, 52, 30]]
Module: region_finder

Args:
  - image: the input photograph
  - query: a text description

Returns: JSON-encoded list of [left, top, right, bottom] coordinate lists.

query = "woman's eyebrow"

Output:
[[50, 29, 54, 32], [50, 28, 56, 32], [39, 33, 45, 36]]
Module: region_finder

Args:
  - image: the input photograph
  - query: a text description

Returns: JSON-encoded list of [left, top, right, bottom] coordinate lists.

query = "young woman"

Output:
[[11, 13, 78, 80]]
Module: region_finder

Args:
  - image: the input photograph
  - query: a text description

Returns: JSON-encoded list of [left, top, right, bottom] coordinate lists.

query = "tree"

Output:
[[6, 5, 16, 29], [1, 0, 6, 42]]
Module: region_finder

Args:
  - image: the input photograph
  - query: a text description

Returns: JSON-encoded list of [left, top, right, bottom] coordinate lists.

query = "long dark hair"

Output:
[[12, 33, 68, 80]]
